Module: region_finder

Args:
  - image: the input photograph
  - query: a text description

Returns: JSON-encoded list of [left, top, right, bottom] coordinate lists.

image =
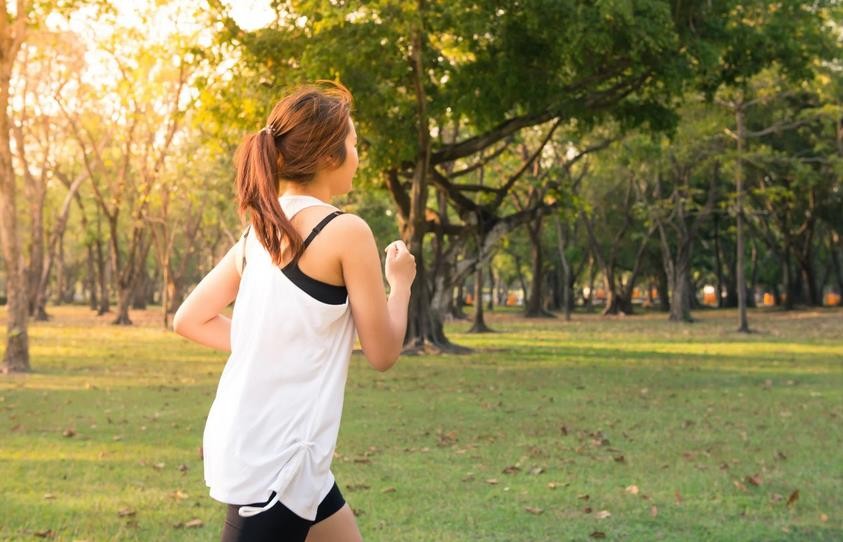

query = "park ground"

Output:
[[0, 306, 841, 541]]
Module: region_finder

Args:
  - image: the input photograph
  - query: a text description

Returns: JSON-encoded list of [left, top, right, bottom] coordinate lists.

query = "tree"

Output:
[[205, 0, 726, 351]]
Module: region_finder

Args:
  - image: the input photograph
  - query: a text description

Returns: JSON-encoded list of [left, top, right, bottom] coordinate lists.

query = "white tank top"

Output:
[[202, 194, 356, 521]]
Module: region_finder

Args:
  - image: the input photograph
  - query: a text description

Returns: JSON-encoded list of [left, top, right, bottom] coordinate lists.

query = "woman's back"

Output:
[[203, 194, 357, 521]]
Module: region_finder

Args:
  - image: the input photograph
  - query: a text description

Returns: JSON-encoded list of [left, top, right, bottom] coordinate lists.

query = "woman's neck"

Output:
[[279, 187, 332, 203]]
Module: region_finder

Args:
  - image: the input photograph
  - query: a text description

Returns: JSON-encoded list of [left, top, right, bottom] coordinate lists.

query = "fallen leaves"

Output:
[[117, 508, 136, 517], [170, 489, 189, 501], [173, 518, 203, 529], [345, 483, 370, 492], [786, 489, 799, 507], [524, 506, 543, 515], [745, 473, 762, 486]]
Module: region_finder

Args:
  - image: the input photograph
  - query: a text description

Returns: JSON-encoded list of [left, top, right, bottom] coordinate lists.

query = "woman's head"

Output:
[[234, 80, 355, 267]]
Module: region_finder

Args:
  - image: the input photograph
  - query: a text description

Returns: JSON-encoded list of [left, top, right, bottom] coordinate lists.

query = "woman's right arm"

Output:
[[339, 214, 416, 371]]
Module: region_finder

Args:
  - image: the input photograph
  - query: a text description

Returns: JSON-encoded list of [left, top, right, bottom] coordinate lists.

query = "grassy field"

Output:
[[1, 305, 841, 541]]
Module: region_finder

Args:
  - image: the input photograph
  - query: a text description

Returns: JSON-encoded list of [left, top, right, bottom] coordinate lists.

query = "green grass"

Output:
[[1, 305, 841, 541]]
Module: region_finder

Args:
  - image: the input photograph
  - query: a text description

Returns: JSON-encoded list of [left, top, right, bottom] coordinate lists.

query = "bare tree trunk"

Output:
[[468, 257, 492, 333], [96, 234, 110, 315], [735, 105, 750, 332], [86, 242, 97, 310], [525, 216, 553, 317], [554, 215, 573, 321], [0, 14, 30, 373], [831, 231, 843, 304]]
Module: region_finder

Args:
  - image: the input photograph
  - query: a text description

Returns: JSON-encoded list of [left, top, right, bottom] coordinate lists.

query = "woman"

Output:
[[173, 81, 416, 541]]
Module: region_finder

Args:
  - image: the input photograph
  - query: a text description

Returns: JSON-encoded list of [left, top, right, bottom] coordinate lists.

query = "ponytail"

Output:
[[234, 129, 303, 268], [234, 81, 353, 268]]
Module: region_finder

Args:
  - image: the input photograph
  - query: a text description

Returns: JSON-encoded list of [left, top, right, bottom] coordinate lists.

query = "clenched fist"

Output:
[[384, 240, 416, 291]]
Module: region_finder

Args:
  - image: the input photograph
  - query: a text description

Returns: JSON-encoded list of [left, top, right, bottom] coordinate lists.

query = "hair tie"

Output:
[[261, 125, 274, 136]]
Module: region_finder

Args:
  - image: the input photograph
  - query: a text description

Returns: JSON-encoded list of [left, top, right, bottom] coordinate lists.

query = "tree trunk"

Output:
[[554, 215, 573, 321], [735, 105, 750, 332], [469, 258, 493, 333], [0, 20, 30, 373], [87, 242, 98, 310], [713, 214, 726, 308], [525, 217, 553, 317], [96, 234, 110, 315], [668, 243, 694, 322]]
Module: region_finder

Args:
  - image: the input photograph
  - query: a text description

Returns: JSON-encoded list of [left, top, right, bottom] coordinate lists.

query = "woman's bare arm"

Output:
[[339, 214, 414, 371], [172, 244, 241, 352]]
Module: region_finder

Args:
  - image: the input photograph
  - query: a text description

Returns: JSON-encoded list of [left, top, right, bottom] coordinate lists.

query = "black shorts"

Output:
[[220, 482, 346, 542]]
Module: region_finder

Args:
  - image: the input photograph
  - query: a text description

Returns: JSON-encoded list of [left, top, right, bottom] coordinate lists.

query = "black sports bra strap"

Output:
[[301, 210, 344, 249]]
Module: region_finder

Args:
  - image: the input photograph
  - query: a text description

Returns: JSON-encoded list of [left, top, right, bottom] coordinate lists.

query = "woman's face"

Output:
[[333, 117, 358, 194], [314, 116, 358, 196]]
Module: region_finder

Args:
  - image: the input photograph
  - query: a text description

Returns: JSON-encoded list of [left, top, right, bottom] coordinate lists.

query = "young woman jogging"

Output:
[[173, 81, 416, 541]]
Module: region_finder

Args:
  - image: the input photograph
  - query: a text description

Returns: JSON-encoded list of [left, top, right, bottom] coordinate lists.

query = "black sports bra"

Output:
[[241, 210, 347, 305]]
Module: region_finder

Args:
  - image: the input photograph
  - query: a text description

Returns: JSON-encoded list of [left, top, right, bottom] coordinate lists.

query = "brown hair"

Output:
[[234, 80, 353, 267]]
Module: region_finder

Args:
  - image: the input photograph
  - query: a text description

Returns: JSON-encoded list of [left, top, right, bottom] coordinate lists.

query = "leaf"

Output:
[[345, 484, 369, 492], [650, 505, 658, 517], [675, 490, 683, 503], [62, 428, 76, 438], [589, 531, 606, 538], [625, 484, 639, 495], [117, 508, 136, 517], [170, 490, 189, 500], [33, 529, 54, 538], [485, 478, 499, 485], [184, 519, 203, 528], [43, 493, 56, 500], [524, 506, 543, 515], [819, 513, 828, 522], [502, 465, 520, 475], [595, 510, 611, 519], [613, 455, 625, 463], [786, 489, 799, 507], [745, 473, 762, 486], [733, 480, 748, 492], [381, 487, 396, 494], [577, 494, 590, 501], [547, 482, 557, 489], [529, 467, 544, 475]]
